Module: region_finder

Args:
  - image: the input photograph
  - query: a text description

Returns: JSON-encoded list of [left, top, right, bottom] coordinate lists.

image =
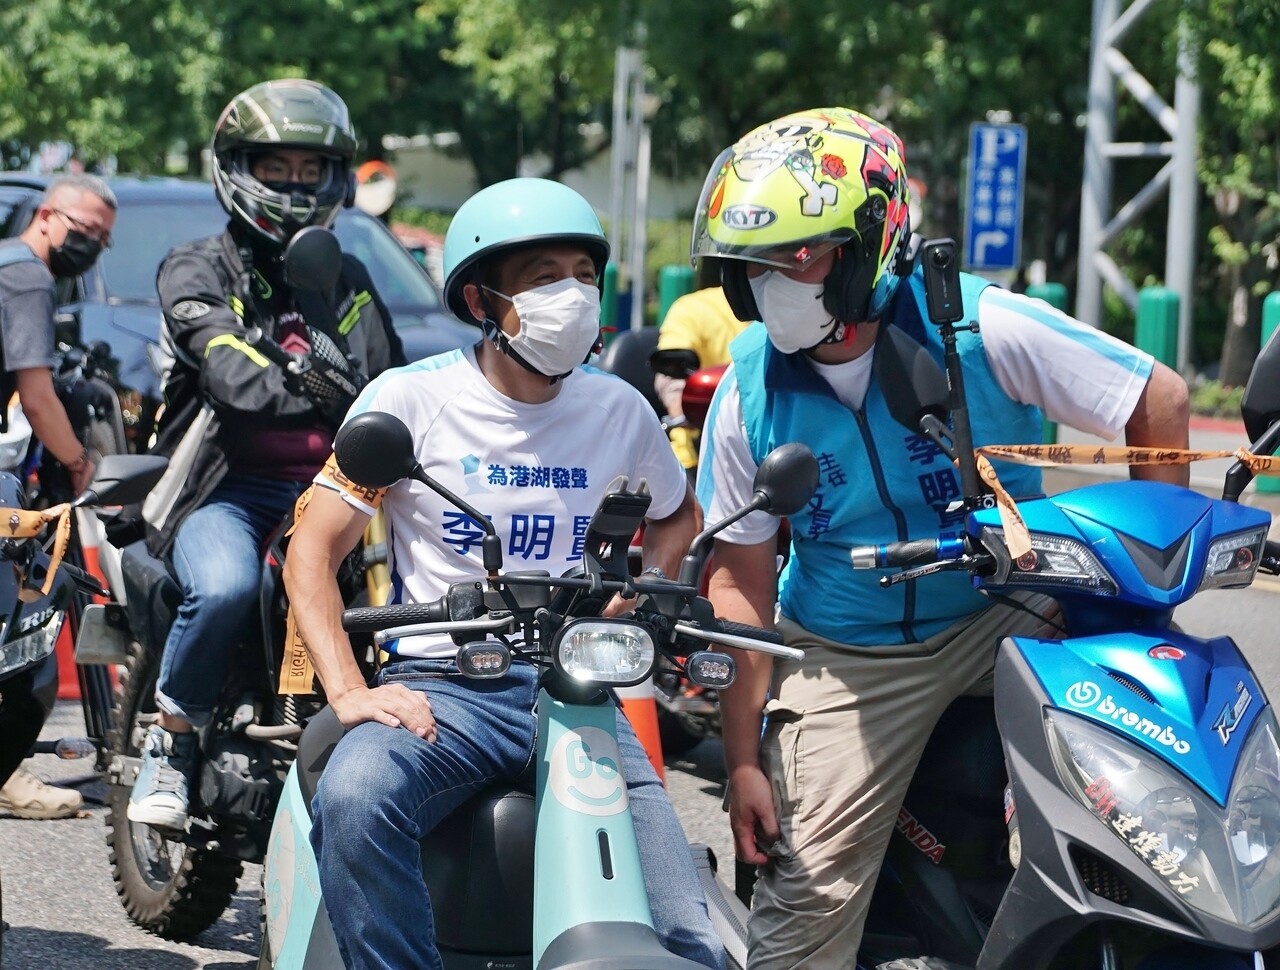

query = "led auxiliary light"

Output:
[[685, 651, 736, 689], [458, 641, 512, 679]]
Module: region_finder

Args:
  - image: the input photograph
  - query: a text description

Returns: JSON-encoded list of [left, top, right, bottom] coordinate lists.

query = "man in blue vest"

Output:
[[690, 108, 1190, 968]]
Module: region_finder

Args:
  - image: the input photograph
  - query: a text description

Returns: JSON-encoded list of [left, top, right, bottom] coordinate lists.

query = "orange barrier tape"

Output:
[[1, 503, 73, 599], [977, 444, 1244, 468], [972, 444, 1278, 562]]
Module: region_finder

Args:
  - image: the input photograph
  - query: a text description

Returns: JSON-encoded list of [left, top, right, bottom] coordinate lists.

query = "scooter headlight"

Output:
[[982, 527, 1117, 593], [0, 614, 63, 679], [553, 619, 655, 687], [1046, 708, 1280, 925], [1198, 527, 1267, 591]]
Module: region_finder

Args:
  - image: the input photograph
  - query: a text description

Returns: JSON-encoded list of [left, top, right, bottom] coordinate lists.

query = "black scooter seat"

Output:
[[295, 706, 536, 955]]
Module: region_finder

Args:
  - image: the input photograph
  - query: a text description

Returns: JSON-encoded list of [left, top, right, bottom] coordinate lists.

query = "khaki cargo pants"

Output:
[[747, 594, 1058, 969]]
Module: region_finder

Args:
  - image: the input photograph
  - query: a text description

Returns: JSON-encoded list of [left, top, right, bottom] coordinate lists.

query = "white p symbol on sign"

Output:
[[978, 126, 1021, 166]]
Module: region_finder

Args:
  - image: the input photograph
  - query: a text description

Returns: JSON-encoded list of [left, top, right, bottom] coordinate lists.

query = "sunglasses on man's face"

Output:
[[52, 209, 112, 249]]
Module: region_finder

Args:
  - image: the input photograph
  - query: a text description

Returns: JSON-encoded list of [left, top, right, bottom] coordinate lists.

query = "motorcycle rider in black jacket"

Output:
[[128, 78, 405, 831]]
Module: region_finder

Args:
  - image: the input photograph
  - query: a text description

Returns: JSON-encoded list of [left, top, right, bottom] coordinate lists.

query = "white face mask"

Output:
[[485, 277, 602, 377], [748, 271, 837, 354]]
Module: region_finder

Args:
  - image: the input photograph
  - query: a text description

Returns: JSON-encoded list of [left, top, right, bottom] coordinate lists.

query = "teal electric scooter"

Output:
[[257, 410, 818, 970]]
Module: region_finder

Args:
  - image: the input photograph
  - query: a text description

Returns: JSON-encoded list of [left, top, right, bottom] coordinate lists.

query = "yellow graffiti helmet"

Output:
[[691, 107, 912, 325]]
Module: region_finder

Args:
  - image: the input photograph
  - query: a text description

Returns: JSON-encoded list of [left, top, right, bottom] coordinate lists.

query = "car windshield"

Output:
[[97, 198, 441, 310]]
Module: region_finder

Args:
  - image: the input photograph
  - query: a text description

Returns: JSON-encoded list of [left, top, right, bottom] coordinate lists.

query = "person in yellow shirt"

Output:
[[654, 280, 748, 470]]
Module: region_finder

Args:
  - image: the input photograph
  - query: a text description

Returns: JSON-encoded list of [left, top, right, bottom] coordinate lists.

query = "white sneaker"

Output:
[[0, 766, 83, 819], [126, 726, 198, 830]]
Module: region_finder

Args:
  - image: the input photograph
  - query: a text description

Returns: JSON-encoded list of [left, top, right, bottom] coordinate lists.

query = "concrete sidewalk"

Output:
[[1039, 416, 1280, 529]]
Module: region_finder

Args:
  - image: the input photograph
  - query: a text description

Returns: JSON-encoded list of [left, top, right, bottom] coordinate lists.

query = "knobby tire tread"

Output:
[[104, 639, 242, 940]]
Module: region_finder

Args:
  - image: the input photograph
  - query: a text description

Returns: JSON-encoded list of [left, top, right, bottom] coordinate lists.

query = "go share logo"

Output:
[[1064, 680, 1191, 755], [548, 726, 629, 817]]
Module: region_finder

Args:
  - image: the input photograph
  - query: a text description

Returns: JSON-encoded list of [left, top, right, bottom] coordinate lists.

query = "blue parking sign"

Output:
[[963, 123, 1027, 271]]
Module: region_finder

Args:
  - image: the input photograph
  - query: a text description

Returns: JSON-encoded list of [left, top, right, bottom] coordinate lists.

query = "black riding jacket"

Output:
[[144, 225, 405, 556]]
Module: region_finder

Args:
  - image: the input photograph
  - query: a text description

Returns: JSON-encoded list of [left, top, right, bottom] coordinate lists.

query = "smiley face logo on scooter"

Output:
[[548, 727, 629, 817]]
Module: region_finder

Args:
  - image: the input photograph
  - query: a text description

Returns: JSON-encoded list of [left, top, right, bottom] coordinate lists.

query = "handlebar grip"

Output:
[[715, 619, 784, 646], [342, 598, 448, 632], [850, 537, 965, 569], [1262, 540, 1280, 575], [244, 327, 300, 370]]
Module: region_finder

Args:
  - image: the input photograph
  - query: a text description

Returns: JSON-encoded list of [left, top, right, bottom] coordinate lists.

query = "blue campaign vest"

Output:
[[730, 268, 1044, 646]]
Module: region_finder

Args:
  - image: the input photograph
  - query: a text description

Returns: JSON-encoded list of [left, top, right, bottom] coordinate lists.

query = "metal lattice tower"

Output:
[[1076, 0, 1200, 371]]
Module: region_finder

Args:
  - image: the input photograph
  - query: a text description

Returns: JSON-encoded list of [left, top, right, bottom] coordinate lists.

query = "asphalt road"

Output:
[[2, 578, 1279, 969]]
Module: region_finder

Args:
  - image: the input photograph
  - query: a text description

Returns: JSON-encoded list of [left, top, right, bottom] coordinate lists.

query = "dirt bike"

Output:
[[99, 226, 379, 939]]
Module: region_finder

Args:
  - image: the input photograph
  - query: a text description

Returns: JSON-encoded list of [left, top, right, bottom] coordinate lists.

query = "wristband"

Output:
[[640, 566, 667, 580], [67, 447, 91, 473]]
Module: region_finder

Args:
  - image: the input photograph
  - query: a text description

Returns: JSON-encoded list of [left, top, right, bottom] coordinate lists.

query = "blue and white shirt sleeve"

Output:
[[695, 364, 780, 545], [978, 288, 1154, 441]]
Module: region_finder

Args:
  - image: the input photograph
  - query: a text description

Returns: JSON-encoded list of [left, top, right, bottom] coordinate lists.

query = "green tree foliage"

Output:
[[1185, 0, 1280, 384], [0, 0, 1270, 373]]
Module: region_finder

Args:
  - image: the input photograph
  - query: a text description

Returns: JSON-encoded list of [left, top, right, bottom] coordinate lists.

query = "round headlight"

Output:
[[554, 620, 656, 687], [1136, 787, 1200, 864], [1229, 785, 1280, 866]]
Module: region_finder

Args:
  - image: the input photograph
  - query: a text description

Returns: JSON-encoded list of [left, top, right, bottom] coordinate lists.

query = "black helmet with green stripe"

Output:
[[212, 78, 358, 247]]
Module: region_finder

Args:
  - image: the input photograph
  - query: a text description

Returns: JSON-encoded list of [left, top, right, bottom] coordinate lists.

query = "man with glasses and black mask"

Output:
[[0, 173, 116, 821], [127, 78, 405, 832]]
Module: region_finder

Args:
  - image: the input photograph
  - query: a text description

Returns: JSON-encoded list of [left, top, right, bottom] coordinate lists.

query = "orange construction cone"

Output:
[[57, 510, 116, 700], [617, 676, 664, 782]]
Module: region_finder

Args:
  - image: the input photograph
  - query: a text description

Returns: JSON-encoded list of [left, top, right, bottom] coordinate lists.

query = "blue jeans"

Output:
[[312, 659, 725, 970], [155, 474, 307, 727]]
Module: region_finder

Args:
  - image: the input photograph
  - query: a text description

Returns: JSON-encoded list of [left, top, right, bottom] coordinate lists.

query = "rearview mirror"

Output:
[[649, 348, 701, 380], [77, 455, 169, 508], [283, 226, 343, 294], [334, 411, 417, 489], [753, 442, 820, 517], [874, 325, 950, 433], [1242, 327, 1280, 444]]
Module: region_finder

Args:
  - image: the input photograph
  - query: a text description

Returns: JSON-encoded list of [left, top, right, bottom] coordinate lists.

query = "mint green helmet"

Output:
[[443, 178, 609, 324]]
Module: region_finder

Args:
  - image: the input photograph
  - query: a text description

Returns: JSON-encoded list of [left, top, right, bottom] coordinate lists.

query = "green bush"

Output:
[[1188, 379, 1244, 419]]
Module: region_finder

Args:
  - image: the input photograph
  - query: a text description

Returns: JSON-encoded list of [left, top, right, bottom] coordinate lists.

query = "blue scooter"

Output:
[[257, 411, 818, 969], [850, 239, 1280, 969]]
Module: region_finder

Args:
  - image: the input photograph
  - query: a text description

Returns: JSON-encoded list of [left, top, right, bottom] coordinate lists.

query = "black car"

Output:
[[0, 175, 476, 446]]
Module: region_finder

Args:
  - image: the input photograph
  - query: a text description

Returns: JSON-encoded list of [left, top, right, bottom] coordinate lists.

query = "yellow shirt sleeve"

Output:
[[656, 287, 749, 368]]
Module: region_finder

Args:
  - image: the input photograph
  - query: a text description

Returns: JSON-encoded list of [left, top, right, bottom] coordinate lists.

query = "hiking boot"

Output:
[[127, 725, 198, 830], [0, 766, 84, 819]]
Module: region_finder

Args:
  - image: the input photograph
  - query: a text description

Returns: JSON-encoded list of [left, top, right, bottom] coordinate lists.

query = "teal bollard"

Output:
[[656, 265, 695, 327], [1134, 286, 1179, 369], [1025, 283, 1070, 443], [1024, 282, 1068, 311], [601, 263, 619, 342], [1256, 292, 1280, 493]]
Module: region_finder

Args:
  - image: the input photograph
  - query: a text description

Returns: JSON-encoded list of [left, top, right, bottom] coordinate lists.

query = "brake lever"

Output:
[[877, 554, 994, 588]]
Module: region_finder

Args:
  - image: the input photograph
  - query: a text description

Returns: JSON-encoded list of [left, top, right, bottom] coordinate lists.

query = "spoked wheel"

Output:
[[104, 639, 241, 939]]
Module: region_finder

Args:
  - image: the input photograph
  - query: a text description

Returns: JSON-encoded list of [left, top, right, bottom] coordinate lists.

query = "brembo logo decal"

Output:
[[1064, 680, 1192, 755]]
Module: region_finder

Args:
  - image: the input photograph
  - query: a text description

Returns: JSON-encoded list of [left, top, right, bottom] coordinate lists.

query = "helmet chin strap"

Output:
[[800, 318, 855, 356]]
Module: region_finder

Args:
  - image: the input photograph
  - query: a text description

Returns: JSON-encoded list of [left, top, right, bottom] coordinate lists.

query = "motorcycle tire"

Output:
[[658, 708, 708, 758], [104, 638, 242, 940]]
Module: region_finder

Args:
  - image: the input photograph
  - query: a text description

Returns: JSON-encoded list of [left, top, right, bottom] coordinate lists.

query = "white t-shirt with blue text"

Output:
[[319, 344, 687, 657]]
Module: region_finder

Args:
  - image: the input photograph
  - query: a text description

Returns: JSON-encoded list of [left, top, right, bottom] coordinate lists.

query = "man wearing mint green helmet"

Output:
[[285, 178, 720, 969]]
